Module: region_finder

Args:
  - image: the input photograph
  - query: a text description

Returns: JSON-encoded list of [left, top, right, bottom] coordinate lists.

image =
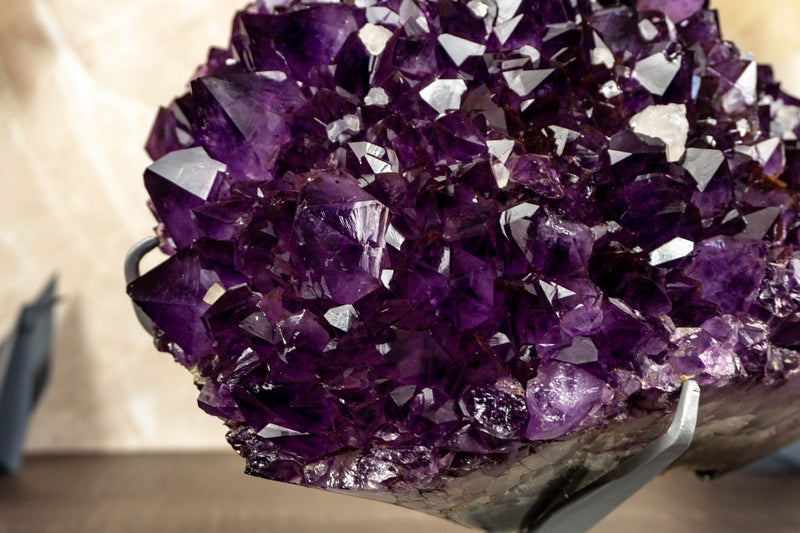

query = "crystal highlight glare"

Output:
[[129, 0, 800, 520]]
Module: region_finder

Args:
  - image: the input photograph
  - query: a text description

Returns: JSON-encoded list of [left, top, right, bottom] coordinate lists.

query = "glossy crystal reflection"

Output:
[[130, 0, 800, 502]]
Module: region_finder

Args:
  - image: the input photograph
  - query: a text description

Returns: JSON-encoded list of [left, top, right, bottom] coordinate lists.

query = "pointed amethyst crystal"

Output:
[[130, 0, 800, 528]]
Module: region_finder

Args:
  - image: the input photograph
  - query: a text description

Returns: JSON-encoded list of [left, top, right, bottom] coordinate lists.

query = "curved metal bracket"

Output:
[[521, 380, 700, 533], [124, 237, 159, 334]]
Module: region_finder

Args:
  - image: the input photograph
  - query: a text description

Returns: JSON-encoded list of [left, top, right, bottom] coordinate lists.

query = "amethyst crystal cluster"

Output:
[[131, 0, 800, 508]]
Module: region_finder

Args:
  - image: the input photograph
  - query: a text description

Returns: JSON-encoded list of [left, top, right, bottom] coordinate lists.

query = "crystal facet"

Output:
[[133, 0, 800, 526]]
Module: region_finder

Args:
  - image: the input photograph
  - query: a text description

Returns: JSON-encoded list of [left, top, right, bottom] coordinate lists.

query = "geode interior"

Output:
[[129, 0, 800, 527]]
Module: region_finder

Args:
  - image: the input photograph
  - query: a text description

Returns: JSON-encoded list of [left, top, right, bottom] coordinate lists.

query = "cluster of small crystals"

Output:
[[130, 0, 800, 490]]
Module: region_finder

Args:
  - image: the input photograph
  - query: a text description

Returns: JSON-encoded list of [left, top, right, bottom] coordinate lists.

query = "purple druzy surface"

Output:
[[130, 0, 800, 492]]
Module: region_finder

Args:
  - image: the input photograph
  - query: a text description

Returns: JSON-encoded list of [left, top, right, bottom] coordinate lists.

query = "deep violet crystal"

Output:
[[130, 0, 800, 515]]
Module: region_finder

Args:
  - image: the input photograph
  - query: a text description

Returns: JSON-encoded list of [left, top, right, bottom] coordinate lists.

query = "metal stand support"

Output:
[[521, 380, 699, 532], [124, 237, 158, 333]]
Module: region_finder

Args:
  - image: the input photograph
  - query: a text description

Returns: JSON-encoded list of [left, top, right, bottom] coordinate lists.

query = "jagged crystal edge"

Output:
[[130, 0, 800, 507]]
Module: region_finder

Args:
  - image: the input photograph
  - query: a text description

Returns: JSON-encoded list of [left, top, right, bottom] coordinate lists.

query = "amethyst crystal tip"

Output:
[[130, 0, 800, 514]]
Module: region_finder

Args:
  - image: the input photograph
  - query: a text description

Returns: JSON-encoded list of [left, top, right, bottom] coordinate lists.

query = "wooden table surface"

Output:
[[2, 453, 800, 533]]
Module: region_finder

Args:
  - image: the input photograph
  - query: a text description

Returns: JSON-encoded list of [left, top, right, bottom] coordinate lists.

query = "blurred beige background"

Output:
[[1, 0, 799, 454]]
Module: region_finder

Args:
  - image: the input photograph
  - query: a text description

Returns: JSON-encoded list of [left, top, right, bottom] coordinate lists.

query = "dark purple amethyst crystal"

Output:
[[131, 0, 800, 507]]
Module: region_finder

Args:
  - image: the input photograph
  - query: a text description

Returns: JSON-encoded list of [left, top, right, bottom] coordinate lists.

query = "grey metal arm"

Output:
[[124, 236, 158, 333], [522, 379, 700, 532]]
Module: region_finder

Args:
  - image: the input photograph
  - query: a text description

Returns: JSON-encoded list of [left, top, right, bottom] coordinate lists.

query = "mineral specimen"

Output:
[[130, 0, 800, 528]]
